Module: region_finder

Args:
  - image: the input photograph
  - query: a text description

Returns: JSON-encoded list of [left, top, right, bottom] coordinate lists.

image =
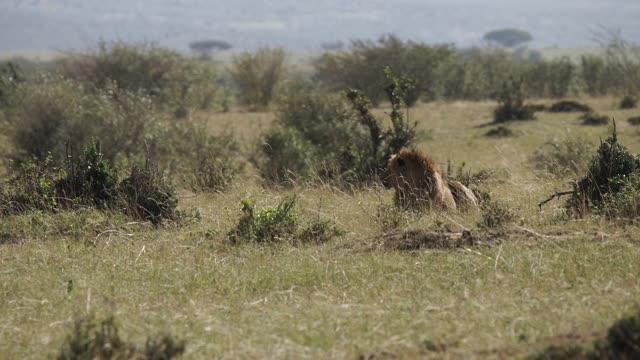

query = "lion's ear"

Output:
[[396, 157, 405, 167]]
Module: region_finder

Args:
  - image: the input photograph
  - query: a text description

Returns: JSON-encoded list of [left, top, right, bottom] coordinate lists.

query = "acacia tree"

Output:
[[483, 29, 533, 48]]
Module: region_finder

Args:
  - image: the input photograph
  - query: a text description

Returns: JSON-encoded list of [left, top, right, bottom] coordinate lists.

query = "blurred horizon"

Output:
[[1, 0, 639, 52]]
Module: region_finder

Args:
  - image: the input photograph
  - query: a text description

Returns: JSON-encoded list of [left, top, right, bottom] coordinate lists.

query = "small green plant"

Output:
[[493, 77, 536, 123], [227, 197, 299, 244], [227, 197, 343, 244], [532, 137, 594, 177], [57, 314, 185, 360]]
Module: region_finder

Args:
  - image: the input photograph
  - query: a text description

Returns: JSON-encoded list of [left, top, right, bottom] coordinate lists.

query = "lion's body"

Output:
[[382, 148, 457, 211], [447, 180, 479, 209]]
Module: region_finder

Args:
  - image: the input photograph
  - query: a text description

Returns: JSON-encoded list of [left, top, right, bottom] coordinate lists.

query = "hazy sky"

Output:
[[1, 0, 638, 51]]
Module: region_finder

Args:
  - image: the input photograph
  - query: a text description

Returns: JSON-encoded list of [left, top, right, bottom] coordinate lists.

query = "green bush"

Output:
[[0, 154, 60, 215], [58, 314, 185, 360], [532, 137, 594, 177], [5, 75, 156, 163], [229, 47, 286, 110], [493, 77, 536, 123], [580, 55, 609, 96], [60, 41, 218, 115], [256, 69, 416, 185], [314, 35, 455, 105]]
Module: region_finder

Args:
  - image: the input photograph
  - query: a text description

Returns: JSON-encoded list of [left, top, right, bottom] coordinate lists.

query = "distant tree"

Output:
[[321, 41, 345, 51], [189, 40, 232, 59], [483, 29, 533, 48]]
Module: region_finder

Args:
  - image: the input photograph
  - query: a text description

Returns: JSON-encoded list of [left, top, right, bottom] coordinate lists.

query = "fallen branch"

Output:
[[538, 190, 574, 210]]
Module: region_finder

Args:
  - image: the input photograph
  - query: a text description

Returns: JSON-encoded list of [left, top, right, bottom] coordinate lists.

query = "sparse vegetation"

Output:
[[532, 136, 594, 177]]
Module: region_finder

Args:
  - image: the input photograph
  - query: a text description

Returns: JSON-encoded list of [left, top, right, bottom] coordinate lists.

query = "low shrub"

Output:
[[628, 116, 640, 126], [226, 197, 343, 245], [549, 100, 593, 113], [57, 314, 185, 360], [1, 140, 183, 225], [620, 95, 638, 109], [580, 112, 610, 126], [493, 77, 536, 123], [485, 125, 515, 138], [531, 137, 595, 177]]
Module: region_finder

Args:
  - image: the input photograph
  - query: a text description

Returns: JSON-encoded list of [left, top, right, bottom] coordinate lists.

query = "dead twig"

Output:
[[538, 190, 574, 210]]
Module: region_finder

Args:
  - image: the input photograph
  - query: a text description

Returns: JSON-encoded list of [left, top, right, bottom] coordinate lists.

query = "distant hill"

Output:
[[1, 0, 639, 51]]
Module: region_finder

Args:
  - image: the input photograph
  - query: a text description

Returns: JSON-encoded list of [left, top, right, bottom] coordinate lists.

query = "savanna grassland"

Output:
[[1, 97, 640, 359], [2, 36, 640, 359]]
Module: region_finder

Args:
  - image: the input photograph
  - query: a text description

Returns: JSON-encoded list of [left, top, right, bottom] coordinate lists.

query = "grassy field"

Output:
[[1, 98, 640, 359]]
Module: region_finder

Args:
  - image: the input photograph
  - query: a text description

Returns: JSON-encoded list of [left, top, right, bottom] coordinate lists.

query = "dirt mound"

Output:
[[580, 113, 610, 126], [549, 100, 592, 113]]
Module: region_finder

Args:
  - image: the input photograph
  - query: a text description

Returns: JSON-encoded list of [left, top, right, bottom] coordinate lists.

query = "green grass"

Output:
[[2, 97, 640, 358]]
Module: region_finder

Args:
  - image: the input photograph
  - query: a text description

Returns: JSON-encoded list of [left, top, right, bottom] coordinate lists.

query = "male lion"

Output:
[[382, 148, 478, 211], [382, 148, 456, 211]]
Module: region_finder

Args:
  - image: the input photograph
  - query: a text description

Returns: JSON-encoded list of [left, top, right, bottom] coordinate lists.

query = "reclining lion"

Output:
[[382, 148, 478, 211]]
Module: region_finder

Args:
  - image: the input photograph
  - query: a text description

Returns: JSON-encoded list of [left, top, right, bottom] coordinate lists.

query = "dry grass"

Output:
[[2, 98, 640, 359]]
